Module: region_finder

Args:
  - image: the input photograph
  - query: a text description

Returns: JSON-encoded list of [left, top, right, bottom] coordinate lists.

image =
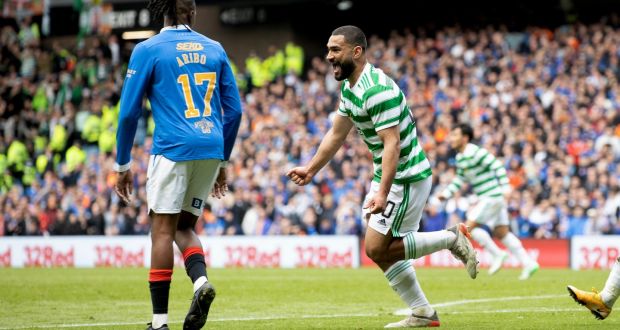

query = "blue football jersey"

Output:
[[116, 26, 242, 167]]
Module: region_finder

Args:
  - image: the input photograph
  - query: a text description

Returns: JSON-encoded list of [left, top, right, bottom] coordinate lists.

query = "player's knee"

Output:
[[493, 225, 509, 238], [152, 227, 175, 242], [177, 220, 194, 231], [365, 244, 387, 263], [465, 220, 477, 229], [177, 210, 198, 231], [151, 216, 178, 240]]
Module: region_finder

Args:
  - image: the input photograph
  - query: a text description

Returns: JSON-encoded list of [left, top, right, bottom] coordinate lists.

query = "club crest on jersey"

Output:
[[194, 118, 214, 134]]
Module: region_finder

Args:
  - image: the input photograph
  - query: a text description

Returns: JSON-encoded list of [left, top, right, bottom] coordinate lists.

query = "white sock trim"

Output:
[[193, 276, 208, 293], [385, 260, 411, 285], [152, 314, 167, 328]]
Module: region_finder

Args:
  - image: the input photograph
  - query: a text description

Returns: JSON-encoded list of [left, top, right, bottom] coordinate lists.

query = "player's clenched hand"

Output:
[[114, 170, 133, 204], [364, 192, 387, 214], [286, 167, 313, 186], [212, 167, 227, 199]]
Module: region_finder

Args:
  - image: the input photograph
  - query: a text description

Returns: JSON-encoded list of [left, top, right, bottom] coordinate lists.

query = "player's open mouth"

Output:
[[333, 64, 341, 75]]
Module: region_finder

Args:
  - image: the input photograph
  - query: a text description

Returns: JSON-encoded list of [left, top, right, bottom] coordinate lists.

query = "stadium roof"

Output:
[[47, 0, 320, 6]]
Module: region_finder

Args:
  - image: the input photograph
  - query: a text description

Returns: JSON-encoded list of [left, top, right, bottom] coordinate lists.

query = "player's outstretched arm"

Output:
[[287, 114, 353, 185]]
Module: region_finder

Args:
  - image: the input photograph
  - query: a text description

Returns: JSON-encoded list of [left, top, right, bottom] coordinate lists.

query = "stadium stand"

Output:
[[1, 13, 619, 239]]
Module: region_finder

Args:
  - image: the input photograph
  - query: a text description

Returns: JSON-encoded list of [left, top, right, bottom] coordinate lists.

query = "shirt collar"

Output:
[[160, 25, 192, 32], [348, 62, 372, 90], [463, 143, 477, 155]]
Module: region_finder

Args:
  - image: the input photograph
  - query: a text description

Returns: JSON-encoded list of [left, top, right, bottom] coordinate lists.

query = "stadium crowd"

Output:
[[1, 16, 620, 238]]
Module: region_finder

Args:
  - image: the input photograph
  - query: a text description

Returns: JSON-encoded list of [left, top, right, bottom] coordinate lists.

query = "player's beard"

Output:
[[333, 55, 355, 81]]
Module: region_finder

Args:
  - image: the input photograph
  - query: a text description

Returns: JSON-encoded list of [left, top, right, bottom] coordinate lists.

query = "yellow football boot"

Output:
[[567, 285, 611, 320]]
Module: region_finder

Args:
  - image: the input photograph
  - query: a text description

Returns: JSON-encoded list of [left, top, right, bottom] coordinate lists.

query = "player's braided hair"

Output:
[[147, 0, 178, 25]]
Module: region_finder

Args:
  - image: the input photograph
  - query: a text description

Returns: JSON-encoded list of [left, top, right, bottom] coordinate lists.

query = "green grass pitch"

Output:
[[1, 267, 618, 329]]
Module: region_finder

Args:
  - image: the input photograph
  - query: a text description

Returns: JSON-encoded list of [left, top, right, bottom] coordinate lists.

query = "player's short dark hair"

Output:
[[331, 25, 367, 51], [455, 123, 474, 142], [148, 0, 194, 25]]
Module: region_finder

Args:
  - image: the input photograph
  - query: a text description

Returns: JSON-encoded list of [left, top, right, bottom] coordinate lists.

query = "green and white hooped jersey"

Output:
[[336, 63, 432, 185], [442, 143, 509, 199]]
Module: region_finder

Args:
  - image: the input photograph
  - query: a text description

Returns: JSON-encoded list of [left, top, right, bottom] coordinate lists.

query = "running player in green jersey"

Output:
[[438, 123, 539, 280], [287, 25, 479, 328]]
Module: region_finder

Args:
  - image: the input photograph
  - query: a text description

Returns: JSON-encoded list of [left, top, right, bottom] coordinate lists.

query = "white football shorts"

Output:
[[363, 176, 432, 237], [146, 155, 221, 217], [467, 197, 509, 228]]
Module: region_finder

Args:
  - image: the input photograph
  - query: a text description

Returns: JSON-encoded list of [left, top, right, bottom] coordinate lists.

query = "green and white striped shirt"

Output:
[[337, 63, 431, 185], [442, 143, 509, 199]]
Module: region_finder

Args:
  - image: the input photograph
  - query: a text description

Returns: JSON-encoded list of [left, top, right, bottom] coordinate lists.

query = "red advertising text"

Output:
[[225, 246, 280, 267], [94, 245, 145, 267], [24, 245, 74, 267], [295, 246, 353, 267]]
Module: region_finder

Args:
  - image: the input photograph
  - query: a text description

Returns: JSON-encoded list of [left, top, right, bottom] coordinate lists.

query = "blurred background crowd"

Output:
[[1, 11, 620, 238]]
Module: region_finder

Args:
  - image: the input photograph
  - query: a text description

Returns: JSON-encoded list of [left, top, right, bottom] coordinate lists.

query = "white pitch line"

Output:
[[445, 307, 583, 314], [0, 314, 381, 330], [0, 294, 573, 329], [394, 294, 565, 315], [210, 312, 378, 322], [0, 321, 149, 329], [432, 294, 565, 308]]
